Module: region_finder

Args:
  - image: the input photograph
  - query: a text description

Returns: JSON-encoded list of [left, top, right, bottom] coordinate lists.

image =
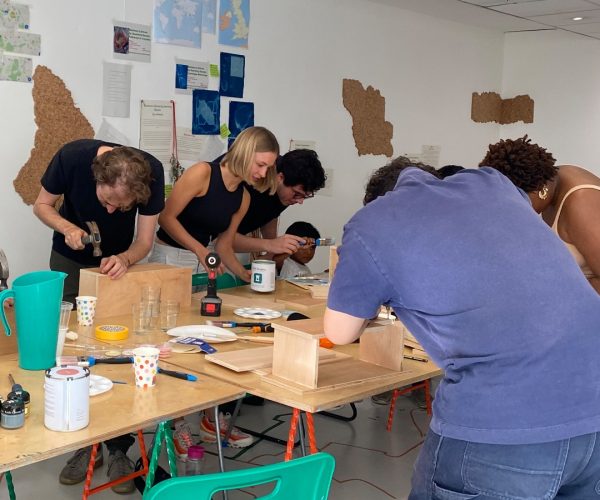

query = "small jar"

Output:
[[184, 445, 205, 476], [1, 397, 25, 429], [8, 385, 30, 416]]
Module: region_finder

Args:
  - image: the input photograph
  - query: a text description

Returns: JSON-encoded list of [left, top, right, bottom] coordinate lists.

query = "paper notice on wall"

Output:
[[0, 29, 40, 55], [139, 100, 173, 168], [0, 3, 29, 29], [421, 145, 441, 167], [177, 127, 224, 162], [0, 52, 31, 82], [96, 118, 131, 146], [102, 61, 132, 118], [113, 21, 151, 63], [175, 58, 209, 94], [318, 168, 334, 197], [289, 139, 316, 151]]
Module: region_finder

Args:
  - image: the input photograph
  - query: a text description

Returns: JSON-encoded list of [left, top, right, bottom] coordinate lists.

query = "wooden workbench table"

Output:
[[0, 352, 244, 473]]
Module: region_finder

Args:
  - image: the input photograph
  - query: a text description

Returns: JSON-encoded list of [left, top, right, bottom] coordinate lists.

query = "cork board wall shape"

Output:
[[471, 91, 534, 125], [342, 78, 393, 157], [13, 65, 94, 205]]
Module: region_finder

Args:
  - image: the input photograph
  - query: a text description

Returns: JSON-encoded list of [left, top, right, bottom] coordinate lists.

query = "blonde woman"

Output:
[[150, 126, 279, 282]]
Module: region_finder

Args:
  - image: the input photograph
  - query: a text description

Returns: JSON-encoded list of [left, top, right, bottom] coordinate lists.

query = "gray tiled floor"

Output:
[[3, 396, 430, 499]]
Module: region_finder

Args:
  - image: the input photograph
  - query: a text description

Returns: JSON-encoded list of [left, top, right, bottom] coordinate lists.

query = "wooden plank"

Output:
[[272, 329, 320, 388], [79, 263, 192, 318], [264, 358, 411, 394], [328, 246, 339, 281], [359, 322, 405, 371], [205, 346, 339, 372], [272, 317, 325, 339]]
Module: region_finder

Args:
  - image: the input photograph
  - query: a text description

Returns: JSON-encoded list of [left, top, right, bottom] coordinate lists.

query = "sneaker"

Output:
[[371, 390, 394, 405], [59, 446, 104, 485], [173, 420, 195, 458], [106, 450, 135, 494], [408, 389, 428, 410], [199, 412, 254, 448]]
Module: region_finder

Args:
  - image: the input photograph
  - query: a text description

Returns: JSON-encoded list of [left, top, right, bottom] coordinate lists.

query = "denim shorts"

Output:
[[409, 430, 600, 499]]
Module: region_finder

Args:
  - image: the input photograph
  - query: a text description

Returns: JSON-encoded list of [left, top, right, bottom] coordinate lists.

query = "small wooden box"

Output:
[[79, 263, 192, 319]]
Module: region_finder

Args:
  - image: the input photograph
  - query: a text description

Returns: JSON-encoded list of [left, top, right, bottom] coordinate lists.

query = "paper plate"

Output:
[[233, 307, 282, 320], [166, 325, 238, 343], [89, 375, 113, 397]]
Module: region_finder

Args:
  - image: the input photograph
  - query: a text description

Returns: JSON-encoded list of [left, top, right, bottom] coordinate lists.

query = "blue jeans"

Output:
[[409, 430, 600, 499]]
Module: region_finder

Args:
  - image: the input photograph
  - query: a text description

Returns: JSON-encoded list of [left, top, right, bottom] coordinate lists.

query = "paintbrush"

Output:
[[206, 320, 270, 328]]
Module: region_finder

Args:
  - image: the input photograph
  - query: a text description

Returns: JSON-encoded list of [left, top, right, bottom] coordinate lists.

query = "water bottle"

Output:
[[184, 445, 205, 475]]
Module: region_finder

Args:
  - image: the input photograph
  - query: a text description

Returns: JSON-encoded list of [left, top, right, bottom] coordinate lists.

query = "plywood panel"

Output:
[[359, 322, 405, 371], [79, 263, 192, 318], [206, 346, 339, 372], [264, 358, 410, 394], [272, 329, 320, 388]]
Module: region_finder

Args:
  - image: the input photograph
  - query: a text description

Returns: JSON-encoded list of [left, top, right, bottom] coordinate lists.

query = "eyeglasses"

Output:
[[291, 189, 314, 200]]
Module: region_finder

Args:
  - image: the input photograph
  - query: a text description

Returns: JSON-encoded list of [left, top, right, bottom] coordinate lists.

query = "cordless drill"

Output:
[[200, 252, 222, 317]]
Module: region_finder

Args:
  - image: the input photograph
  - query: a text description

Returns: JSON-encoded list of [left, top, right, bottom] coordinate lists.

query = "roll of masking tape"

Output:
[[95, 325, 129, 341]]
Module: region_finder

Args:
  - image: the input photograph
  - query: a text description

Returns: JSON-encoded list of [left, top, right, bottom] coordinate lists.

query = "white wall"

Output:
[[0, 0, 504, 280], [501, 30, 600, 173]]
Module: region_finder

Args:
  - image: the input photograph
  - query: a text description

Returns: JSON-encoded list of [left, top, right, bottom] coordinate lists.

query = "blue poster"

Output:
[[175, 63, 188, 90], [228, 101, 254, 142], [192, 89, 220, 135], [219, 52, 244, 98]]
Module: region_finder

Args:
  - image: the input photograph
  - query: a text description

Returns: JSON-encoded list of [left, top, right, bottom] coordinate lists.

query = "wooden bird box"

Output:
[[78, 263, 192, 319]]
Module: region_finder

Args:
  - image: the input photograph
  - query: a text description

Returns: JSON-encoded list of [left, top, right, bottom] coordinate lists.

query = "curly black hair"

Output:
[[363, 156, 439, 205], [286, 221, 320, 240], [277, 149, 326, 193], [479, 135, 557, 192]]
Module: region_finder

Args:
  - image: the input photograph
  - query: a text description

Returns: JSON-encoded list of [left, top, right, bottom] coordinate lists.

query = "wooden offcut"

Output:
[[328, 246, 338, 282], [79, 263, 192, 318], [359, 321, 405, 371]]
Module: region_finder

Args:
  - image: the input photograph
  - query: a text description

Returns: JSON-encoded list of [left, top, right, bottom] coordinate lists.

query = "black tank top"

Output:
[[157, 159, 244, 248]]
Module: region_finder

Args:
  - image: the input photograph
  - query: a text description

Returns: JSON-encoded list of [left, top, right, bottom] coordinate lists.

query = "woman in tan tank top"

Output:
[[481, 135, 600, 293]]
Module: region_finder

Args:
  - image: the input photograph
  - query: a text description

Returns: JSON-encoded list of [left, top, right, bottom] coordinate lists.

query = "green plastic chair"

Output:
[[142, 452, 335, 500]]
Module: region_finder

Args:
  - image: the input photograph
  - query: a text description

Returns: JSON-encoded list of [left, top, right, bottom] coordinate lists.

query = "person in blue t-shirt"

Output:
[[324, 157, 600, 499]]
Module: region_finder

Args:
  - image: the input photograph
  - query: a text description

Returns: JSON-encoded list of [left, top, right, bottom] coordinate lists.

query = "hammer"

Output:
[[81, 221, 102, 257]]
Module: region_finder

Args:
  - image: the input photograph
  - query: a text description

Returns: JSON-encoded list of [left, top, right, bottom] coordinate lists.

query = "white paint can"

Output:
[[44, 366, 90, 432], [251, 260, 276, 293]]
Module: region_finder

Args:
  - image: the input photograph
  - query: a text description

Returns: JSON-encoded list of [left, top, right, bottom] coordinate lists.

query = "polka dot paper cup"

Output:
[[132, 346, 159, 388], [75, 296, 97, 326]]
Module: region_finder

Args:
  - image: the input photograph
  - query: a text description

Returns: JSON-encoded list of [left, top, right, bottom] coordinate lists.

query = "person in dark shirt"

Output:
[[234, 149, 326, 260], [149, 126, 279, 282], [33, 139, 165, 304], [33, 139, 164, 494]]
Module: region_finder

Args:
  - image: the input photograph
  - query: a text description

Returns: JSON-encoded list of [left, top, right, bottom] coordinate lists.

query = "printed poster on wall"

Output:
[[153, 0, 202, 48], [175, 58, 209, 94], [113, 20, 151, 63], [192, 89, 220, 135], [202, 0, 217, 34], [228, 101, 253, 146], [219, 52, 244, 98], [218, 0, 249, 48]]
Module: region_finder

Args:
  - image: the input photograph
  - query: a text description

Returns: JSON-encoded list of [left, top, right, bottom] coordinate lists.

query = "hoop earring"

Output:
[[538, 186, 549, 200]]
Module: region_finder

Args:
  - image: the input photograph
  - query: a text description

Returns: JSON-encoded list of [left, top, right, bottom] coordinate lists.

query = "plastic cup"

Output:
[[160, 300, 180, 331], [75, 296, 97, 326], [132, 346, 159, 388], [132, 302, 152, 334], [56, 301, 73, 358], [141, 286, 160, 328]]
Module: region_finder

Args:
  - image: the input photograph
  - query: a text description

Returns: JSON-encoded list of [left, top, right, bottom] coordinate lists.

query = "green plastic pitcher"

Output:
[[0, 270, 66, 370]]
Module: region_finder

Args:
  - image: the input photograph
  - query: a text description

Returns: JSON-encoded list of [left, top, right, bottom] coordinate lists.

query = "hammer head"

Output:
[[82, 221, 102, 257]]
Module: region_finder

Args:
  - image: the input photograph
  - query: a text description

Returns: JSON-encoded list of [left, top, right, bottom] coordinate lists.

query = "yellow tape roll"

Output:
[[95, 324, 129, 341]]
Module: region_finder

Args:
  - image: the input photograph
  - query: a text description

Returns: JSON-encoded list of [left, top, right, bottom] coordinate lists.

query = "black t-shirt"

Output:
[[237, 185, 286, 234], [156, 157, 244, 248], [41, 139, 165, 265]]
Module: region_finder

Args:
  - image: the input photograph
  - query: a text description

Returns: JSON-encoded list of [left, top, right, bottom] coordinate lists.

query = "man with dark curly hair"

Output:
[[481, 135, 600, 293], [324, 158, 600, 499], [233, 148, 327, 259]]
